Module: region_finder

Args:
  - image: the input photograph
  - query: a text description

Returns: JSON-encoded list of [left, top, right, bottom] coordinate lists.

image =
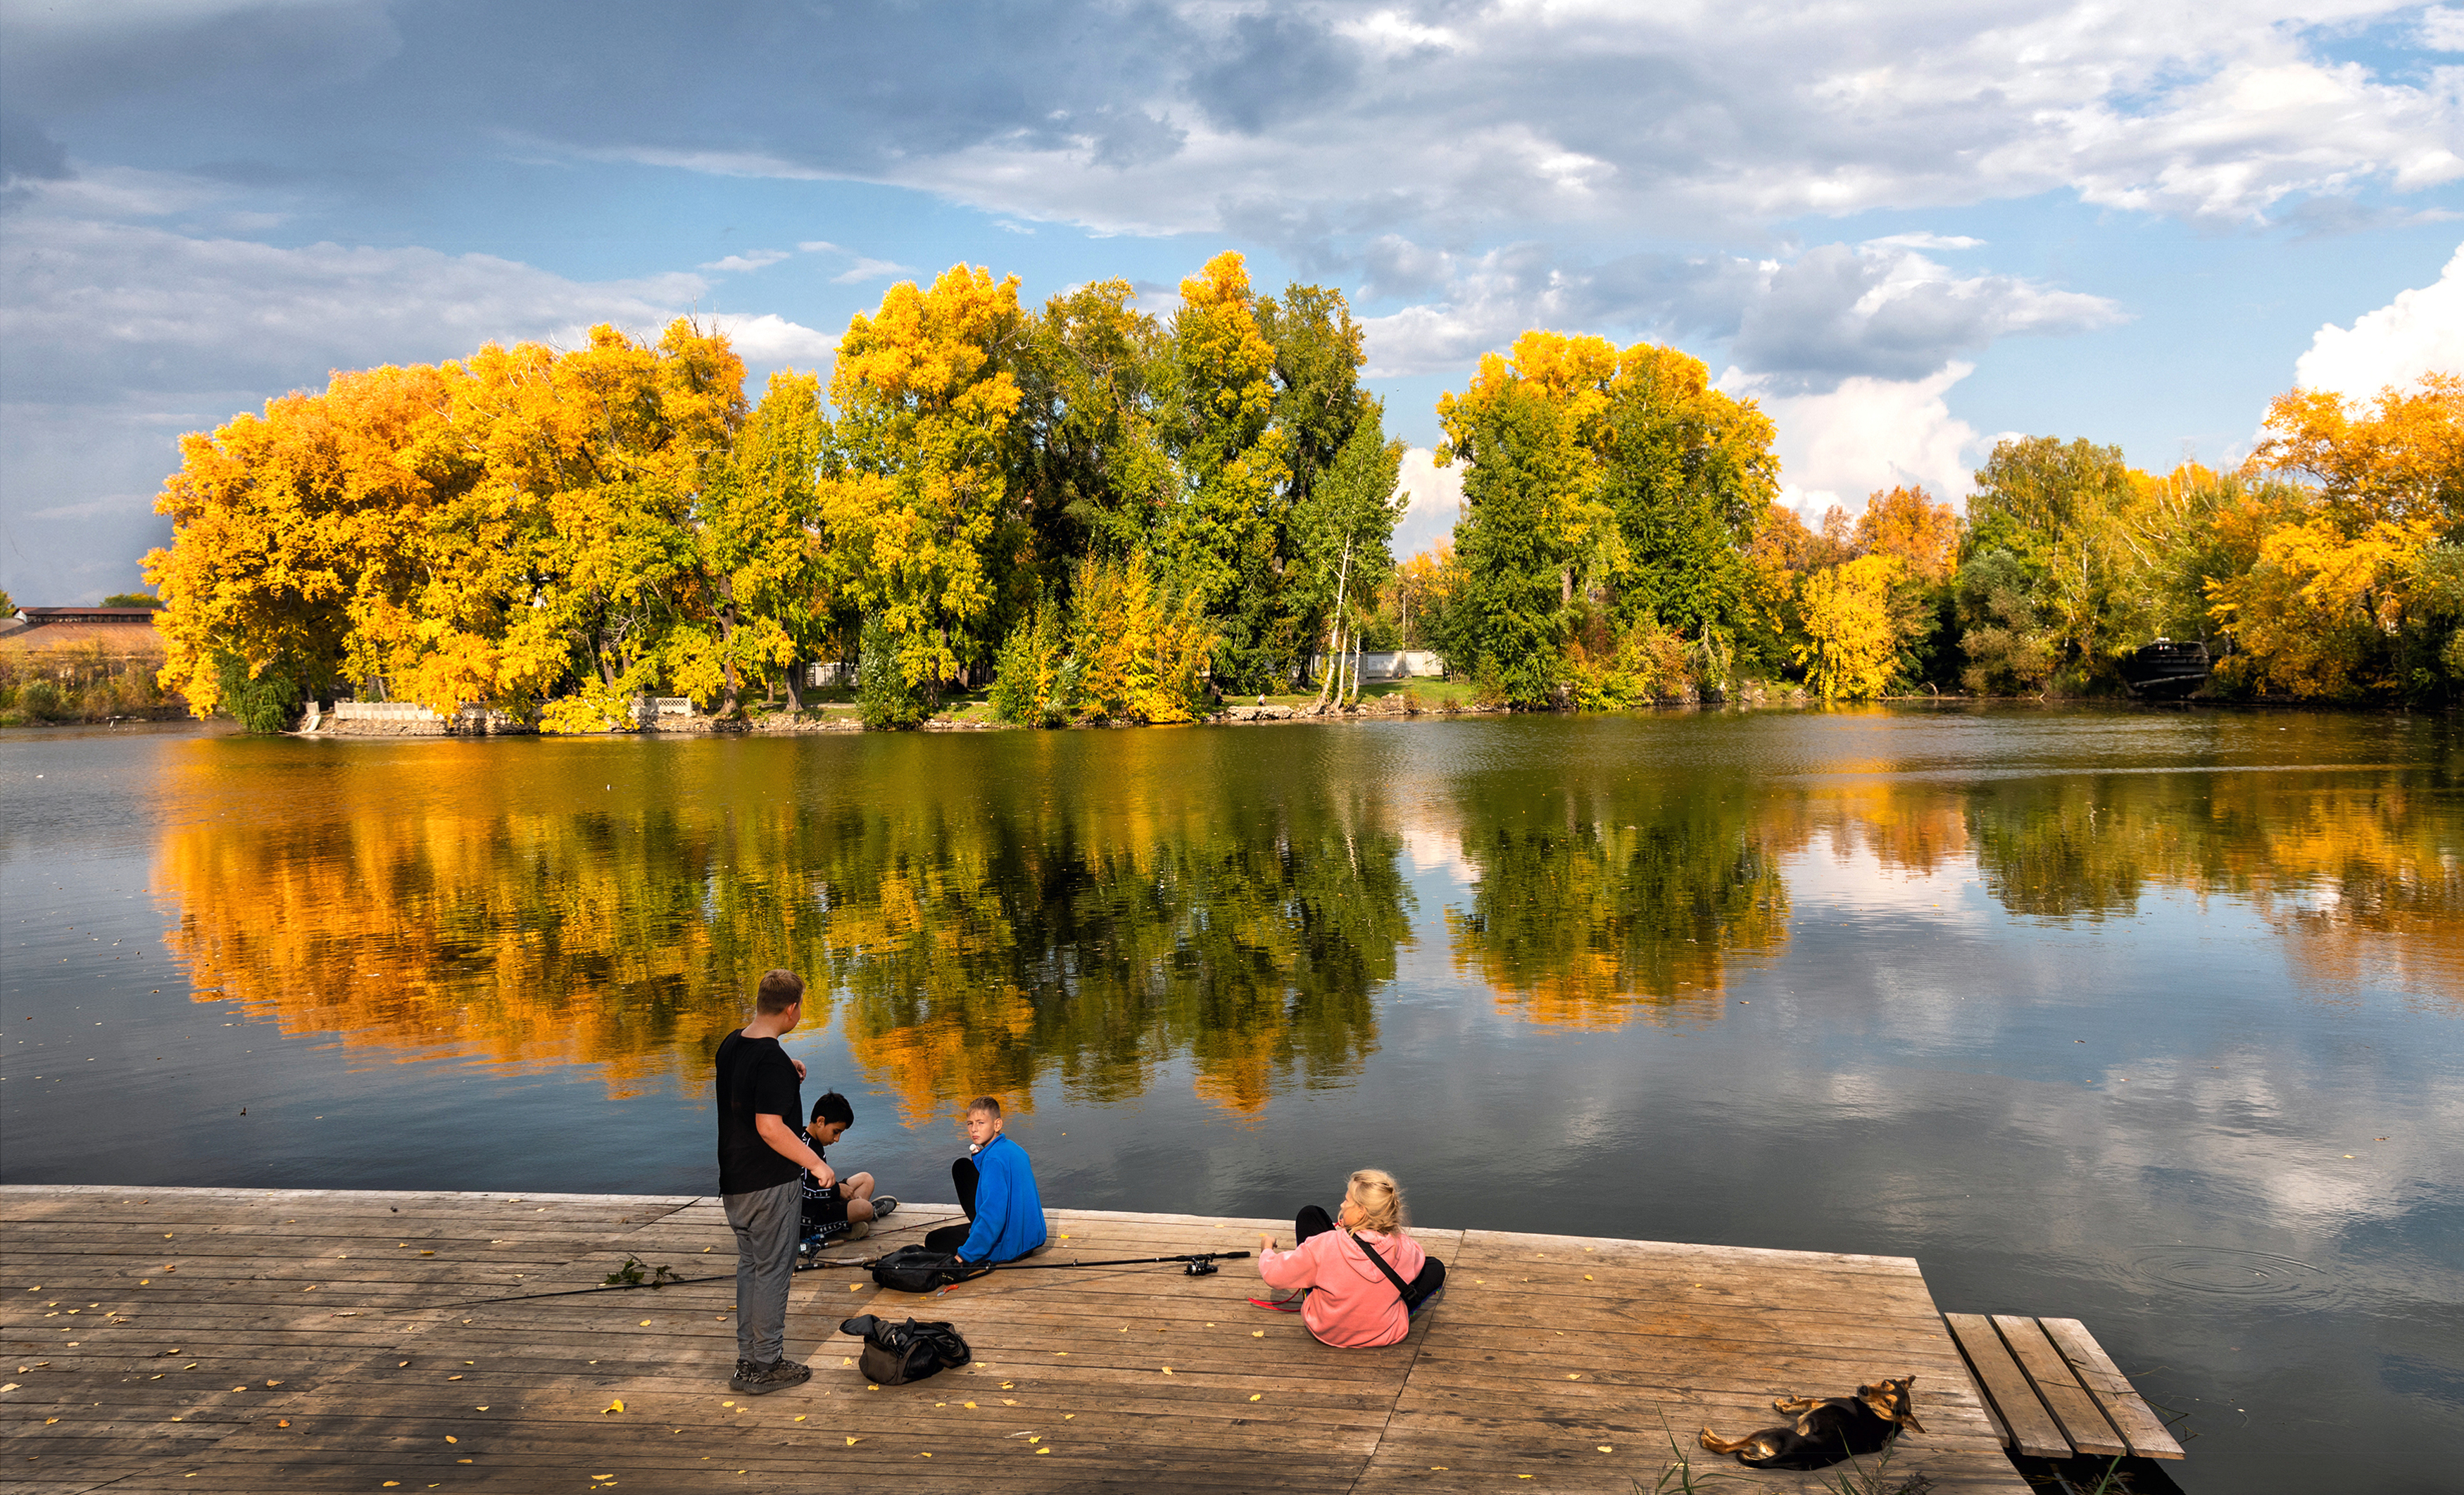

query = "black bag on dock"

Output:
[[869, 1244, 990, 1294], [839, 1314, 972, 1385]]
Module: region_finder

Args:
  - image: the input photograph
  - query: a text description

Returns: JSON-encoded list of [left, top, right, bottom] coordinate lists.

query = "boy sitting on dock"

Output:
[[798, 1090, 896, 1251], [922, 1096, 1048, 1264]]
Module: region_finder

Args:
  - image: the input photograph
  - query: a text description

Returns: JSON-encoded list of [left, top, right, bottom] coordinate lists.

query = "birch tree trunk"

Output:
[[1313, 536, 1352, 713]]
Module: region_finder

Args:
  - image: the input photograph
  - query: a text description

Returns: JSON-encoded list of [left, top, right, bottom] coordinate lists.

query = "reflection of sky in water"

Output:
[[2, 708, 2460, 1491]]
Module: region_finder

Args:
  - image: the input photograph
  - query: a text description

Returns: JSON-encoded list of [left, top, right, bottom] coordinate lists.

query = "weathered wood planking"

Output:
[[1942, 1312, 2182, 1462], [1943, 1312, 2072, 1458], [2037, 1317, 2185, 1460], [4, 1187, 2028, 1493]]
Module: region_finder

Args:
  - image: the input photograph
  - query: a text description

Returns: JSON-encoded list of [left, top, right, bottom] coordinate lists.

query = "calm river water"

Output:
[[3, 708, 2458, 1489]]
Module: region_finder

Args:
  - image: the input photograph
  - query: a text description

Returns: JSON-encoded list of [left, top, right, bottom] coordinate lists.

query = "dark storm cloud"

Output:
[[0, 0, 402, 115], [1, 111, 71, 186], [1187, 13, 1360, 134]]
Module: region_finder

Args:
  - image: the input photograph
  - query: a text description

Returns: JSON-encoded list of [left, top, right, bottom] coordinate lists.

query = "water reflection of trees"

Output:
[[1966, 769, 2463, 998], [153, 734, 1415, 1114], [821, 783, 1413, 1118], [1445, 777, 1792, 1028]]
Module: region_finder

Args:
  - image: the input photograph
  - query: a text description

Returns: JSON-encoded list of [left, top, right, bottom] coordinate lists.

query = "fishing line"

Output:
[[441, 1249, 1250, 1310]]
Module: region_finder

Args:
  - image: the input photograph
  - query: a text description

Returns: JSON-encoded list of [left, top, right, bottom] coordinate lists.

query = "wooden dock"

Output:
[[3, 1185, 2044, 1493]]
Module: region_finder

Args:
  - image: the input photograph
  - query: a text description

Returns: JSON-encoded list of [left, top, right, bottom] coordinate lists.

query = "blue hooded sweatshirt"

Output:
[[960, 1133, 1047, 1263]]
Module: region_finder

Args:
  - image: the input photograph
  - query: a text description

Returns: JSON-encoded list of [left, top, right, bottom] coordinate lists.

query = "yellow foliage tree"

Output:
[[823, 265, 1024, 693], [2212, 374, 2464, 698], [1067, 555, 1213, 723], [146, 363, 460, 716], [1796, 553, 1903, 700]]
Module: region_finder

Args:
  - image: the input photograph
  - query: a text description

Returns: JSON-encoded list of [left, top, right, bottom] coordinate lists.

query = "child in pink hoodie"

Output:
[[1254, 1169, 1443, 1348]]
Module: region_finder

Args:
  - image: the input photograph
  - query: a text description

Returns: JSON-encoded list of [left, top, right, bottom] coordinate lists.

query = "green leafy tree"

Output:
[[1155, 253, 1293, 691]]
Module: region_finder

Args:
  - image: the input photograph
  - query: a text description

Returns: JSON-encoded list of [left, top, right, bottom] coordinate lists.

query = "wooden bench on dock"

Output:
[[1942, 1313, 2185, 1463]]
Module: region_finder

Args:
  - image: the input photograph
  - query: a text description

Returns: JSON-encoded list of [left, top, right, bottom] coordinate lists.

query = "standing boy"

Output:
[[922, 1096, 1048, 1264], [715, 969, 826, 1394]]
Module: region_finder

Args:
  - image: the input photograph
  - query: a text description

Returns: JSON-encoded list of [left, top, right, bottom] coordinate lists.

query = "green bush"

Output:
[[19, 679, 64, 721], [215, 652, 303, 734], [855, 617, 924, 730]]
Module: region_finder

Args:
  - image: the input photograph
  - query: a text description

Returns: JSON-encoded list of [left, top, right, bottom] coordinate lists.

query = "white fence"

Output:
[[652, 697, 693, 716], [804, 662, 855, 688], [332, 701, 440, 722]]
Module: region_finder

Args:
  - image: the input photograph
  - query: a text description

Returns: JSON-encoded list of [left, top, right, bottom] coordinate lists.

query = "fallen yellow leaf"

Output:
[[794, 1415, 806, 1421], [1252, 1330, 1264, 1337], [1248, 1394, 1262, 1402], [845, 1437, 861, 1446], [1160, 1367, 1173, 1375], [603, 1399, 624, 1413], [848, 1283, 863, 1292], [1565, 1374, 1579, 1380], [639, 1320, 651, 1327], [1597, 1445, 1613, 1453], [444, 1436, 457, 1444], [963, 1401, 977, 1408], [1036, 1447, 1051, 1454]]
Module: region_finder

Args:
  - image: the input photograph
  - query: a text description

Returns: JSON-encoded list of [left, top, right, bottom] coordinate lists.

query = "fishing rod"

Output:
[[447, 1247, 1252, 1308], [991, 1249, 1251, 1278]]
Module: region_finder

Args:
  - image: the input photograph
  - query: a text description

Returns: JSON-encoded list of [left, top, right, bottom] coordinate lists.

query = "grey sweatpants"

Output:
[[724, 1179, 800, 1366]]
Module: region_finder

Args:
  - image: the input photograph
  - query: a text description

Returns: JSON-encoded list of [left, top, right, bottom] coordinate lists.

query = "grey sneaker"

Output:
[[871, 1195, 899, 1218], [730, 1357, 810, 1395]]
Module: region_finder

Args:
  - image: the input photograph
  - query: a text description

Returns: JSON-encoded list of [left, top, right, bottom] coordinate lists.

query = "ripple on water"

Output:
[[2124, 1246, 2342, 1309]]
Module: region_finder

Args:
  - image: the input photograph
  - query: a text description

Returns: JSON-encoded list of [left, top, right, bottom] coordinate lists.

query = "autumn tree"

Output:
[[2210, 374, 2464, 700], [821, 264, 1025, 707], [1009, 279, 1171, 585], [1597, 343, 1780, 688], [1797, 553, 1904, 700], [1956, 436, 2139, 693], [147, 362, 463, 726], [1433, 332, 1619, 704], [1155, 253, 1294, 690]]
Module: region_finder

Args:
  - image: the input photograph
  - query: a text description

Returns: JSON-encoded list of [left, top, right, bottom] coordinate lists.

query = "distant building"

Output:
[[0, 606, 170, 660]]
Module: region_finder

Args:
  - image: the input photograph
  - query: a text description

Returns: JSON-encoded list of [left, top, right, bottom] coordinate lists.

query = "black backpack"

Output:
[[869, 1244, 991, 1294], [839, 1314, 972, 1385]]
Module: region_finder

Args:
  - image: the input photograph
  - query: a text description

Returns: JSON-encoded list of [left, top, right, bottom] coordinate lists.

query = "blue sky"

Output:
[[3, 0, 2460, 601]]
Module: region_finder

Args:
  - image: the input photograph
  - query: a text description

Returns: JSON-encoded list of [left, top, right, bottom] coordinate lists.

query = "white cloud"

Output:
[[2292, 242, 2464, 401], [1390, 446, 1462, 560], [831, 256, 912, 284], [1723, 362, 1985, 516], [699, 248, 790, 272], [701, 312, 836, 367], [2420, 6, 2464, 50], [1863, 233, 1985, 251], [1359, 241, 2119, 391]]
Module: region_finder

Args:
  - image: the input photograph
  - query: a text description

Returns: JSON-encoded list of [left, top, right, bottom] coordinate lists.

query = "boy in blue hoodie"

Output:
[[922, 1096, 1047, 1264]]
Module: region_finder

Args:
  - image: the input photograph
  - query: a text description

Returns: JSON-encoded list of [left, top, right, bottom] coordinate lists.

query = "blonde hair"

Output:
[[1345, 1169, 1407, 1235]]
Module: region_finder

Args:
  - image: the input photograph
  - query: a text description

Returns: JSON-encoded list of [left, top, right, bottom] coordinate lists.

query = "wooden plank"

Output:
[[1, 1186, 2034, 1494], [2037, 1316, 2185, 1459], [1942, 1312, 2070, 1458], [1991, 1314, 2126, 1457]]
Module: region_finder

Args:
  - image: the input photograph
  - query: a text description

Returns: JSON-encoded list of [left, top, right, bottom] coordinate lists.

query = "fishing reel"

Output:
[[1182, 1258, 1219, 1277]]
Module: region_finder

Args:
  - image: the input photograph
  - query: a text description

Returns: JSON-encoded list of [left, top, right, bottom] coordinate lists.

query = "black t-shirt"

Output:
[[714, 1030, 803, 1195]]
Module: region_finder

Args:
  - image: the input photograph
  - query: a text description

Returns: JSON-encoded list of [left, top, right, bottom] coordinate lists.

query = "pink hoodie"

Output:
[[1257, 1227, 1427, 1349]]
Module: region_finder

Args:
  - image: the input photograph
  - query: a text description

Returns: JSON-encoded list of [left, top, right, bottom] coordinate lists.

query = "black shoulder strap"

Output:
[[1347, 1230, 1414, 1304]]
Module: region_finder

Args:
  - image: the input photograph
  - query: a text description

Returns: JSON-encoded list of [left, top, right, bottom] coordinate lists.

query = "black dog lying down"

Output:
[[1699, 1375, 1925, 1469]]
